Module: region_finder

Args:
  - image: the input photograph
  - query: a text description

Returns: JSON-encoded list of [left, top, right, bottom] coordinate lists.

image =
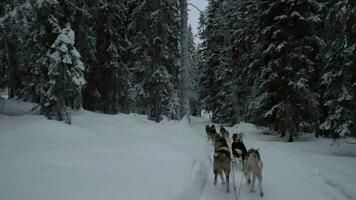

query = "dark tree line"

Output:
[[0, 0, 200, 123], [199, 0, 356, 139]]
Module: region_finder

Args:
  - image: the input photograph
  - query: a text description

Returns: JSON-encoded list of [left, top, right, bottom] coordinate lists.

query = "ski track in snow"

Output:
[[1, 100, 356, 200]]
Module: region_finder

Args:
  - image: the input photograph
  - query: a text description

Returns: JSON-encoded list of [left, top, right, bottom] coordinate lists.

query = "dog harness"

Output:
[[215, 146, 231, 160]]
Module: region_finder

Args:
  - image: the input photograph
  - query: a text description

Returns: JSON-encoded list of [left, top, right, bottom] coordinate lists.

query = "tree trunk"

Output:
[[287, 130, 294, 142], [6, 40, 20, 98], [154, 90, 161, 123]]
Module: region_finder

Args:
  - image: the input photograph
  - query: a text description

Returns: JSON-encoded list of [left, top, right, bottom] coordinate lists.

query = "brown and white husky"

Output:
[[213, 135, 231, 192], [244, 148, 264, 197]]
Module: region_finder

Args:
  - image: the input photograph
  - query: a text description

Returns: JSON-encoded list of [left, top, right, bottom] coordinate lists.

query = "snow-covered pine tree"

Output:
[[128, 0, 181, 122], [95, 0, 132, 114], [17, 1, 50, 102], [202, 0, 255, 123], [198, 11, 209, 115], [248, 0, 322, 141], [0, 0, 35, 99], [200, 0, 220, 121], [149, 0, 181, 121], [320, 0, 356, 138], [200, 0, 235, 123], [18, 0, 76, 104], [0, 25, 6, 89], [0, 19, 8, 91], [70, 0, 99, 111], [230, 0, 261, 124], [179, 0, 189, 119], [127, 0, 152, 114], [40, 24, 85, 123], [187, 25, 201, 116]]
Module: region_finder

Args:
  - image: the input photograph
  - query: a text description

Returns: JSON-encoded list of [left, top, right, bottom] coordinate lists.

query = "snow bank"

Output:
[[0, 108, 209, 200]]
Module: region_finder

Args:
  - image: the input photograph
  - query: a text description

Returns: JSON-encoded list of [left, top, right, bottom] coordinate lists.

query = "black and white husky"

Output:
[[231, 133, 247, 163]]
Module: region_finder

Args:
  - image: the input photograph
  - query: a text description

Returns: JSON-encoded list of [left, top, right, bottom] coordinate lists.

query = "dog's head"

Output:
[[233, 132, 243, 142], [205, 125, 210, 132], [220, 126, 229, 136], [214, 135, 228, 149], [247, 148, 261, 160], [211, 124, 216, 131]]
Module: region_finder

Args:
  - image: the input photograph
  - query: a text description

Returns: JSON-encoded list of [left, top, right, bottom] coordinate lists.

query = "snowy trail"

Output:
[[1, 102, 356, 200], [194, 122, 356, 200]]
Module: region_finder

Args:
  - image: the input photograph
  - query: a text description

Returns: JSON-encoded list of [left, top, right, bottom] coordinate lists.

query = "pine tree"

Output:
[[187, 25, 201, 116], [39, 24, 85, 123], [95, 0, 132, 114], [198, 11, 209, 116], [0, 0, 35, 99], [128, 0, 181, 122], [320, 0, 356, 137], [230, 0, 261, 124], [200, 0, 225, 122], [200, 0, 237, 123], [70, 0, 99, 111], [248, 0, 322, 141], [179, 0, 189, 118]]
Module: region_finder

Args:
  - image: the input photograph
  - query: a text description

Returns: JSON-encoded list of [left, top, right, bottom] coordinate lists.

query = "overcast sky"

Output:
[[187, 0, 208, 43]]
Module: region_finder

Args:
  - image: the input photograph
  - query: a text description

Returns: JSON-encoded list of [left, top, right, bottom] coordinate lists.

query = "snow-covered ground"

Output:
[[1, 100, 355, 200]]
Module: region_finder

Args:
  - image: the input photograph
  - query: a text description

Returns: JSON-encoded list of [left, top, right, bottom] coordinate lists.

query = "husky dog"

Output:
[[206, 124, 217, 141], [213, 134, 231, 192], [205, 125, 211, 138], [244, 148, 264, 197], [220, 126, 230, 141], [231, 133, 247, 163]]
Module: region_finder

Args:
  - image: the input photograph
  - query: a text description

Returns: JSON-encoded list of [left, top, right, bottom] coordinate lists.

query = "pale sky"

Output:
[[187, 0, 208, 43]]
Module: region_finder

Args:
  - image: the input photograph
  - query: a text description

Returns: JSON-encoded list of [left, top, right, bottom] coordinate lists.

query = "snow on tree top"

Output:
[[291, 11, 305, 20], [53, 25, 75, 46], [273, 15, 287, 21]]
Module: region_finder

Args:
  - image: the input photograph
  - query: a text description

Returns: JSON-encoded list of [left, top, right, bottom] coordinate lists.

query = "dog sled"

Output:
[[207, 125, 264, 198]]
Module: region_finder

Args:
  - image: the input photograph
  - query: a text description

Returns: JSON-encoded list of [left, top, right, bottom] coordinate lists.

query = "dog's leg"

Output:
[[226, 170, 230, 193], [258, 174, 263, 197], [244, 171, 250, 184], [219, 172, 225, 184], [245, 169, 251, 185], [214, 169, 218, 185], [250, 173, 256, 192]]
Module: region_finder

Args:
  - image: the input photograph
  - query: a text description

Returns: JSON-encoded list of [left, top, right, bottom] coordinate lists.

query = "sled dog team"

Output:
[[206, 124, 264, 197]]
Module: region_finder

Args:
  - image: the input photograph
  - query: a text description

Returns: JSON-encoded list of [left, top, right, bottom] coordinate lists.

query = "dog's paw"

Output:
[[260, 192, 264, 197], [247, 179, 251, 184]]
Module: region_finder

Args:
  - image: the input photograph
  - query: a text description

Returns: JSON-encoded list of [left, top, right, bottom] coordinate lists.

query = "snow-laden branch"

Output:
[[188, 3, 203, 13]]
